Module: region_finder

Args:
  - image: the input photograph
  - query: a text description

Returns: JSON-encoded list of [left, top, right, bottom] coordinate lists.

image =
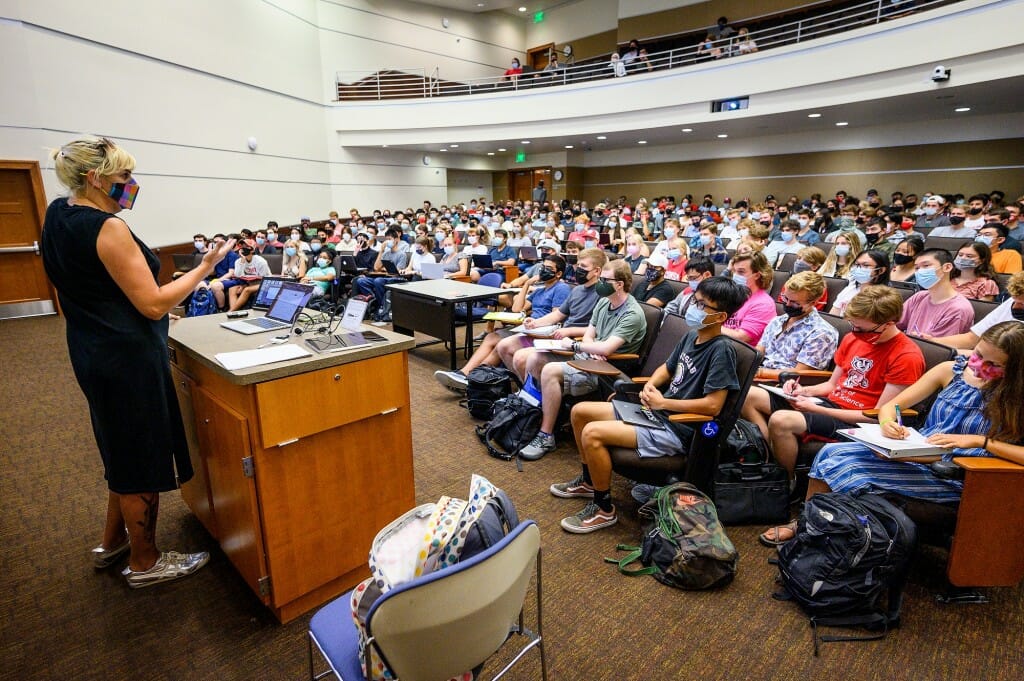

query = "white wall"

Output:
[[318, 0, 526, 100], [617, 0, 705, 19], [525, 0, 617, 47], [446, 169, 495, 206]]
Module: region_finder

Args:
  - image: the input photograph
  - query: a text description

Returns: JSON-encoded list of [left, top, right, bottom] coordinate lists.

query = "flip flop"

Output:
[[759, 520, 798, 547]]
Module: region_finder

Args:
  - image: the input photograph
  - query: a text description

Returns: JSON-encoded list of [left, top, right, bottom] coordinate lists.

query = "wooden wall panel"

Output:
[[618, 0, 834, 43]]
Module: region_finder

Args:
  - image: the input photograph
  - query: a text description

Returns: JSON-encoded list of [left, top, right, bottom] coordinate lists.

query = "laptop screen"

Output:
[[252, 277, 288, 310], [265, 282, 314, 323]]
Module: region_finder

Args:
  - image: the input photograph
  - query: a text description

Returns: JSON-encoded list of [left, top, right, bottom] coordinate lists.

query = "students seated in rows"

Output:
[[926, 203, 972, 239], [977, 223, 1022, 274], [762, 321, 1024, 545], [742, 286, 925, 478], [351, 227, 409, 322], [819, 231, 861, 278], [519, 258, 649, 461], [952, 242, 1000, 301], [889, 235, 923, 285], [434, 254, 571, 391], [689, 222, 729, 263], [210, 244, 271, 311], [721, 251, 776, 345], [550, 276, 747, 533], [664, 257, 715, 316], [496, 248, 606, 381], [749, 271, 839, 383], [401, 236, 436, 276], [622, 234, 649, 272], [629, 252, 676, 309], [930, 271, 1024, 350], [300, 250, 336, 300], [253, 229, 277, 255], [469, 228, 516, 282], [898, 248, 973, 337], [455, 225, 489, 276], [829, 250, 890, 316], [567, 216, 599, 249]]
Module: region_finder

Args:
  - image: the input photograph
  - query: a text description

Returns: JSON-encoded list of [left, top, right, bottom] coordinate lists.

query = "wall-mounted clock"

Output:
[[553, 169, 564, 181]]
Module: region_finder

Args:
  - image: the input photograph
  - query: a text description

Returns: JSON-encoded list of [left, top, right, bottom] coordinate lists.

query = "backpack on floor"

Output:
[[463, 366, 520, 420], [607, 482, 738, 590], [350, 475, 514, 681], [186, 286, 218, 317], [722, 418, 772, 464], [474, 395, 542, 469], [773, 491, 917, 655]]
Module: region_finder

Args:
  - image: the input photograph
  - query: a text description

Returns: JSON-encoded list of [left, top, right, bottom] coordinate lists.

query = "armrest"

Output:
[[567, 359, 622, 376], [754, 368, 832, 383], [503, 265, 520, 283], [606, 353, 639, 361], [449, 275, 471, 283], [630, 377, 652, 384], [667, 413, 714, 423], [862, 408, 918, 418], [953, 457, 1024, 473]]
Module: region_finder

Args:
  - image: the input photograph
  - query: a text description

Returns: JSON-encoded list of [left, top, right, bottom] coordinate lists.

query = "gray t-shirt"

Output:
[[559, 282, 600, 327], [590, 295, 647, 355], [382, 242, 410, 270]]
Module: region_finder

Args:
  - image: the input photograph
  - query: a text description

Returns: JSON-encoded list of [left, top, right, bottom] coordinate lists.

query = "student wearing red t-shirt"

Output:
[[742, 285, 925, 477]]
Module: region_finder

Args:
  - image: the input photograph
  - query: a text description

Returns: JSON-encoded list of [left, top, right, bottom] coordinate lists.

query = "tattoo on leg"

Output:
[[137, 493, 158, 546]]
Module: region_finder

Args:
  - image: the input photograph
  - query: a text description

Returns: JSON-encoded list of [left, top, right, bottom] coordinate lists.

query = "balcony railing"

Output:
[[335, 0, 957, 102]]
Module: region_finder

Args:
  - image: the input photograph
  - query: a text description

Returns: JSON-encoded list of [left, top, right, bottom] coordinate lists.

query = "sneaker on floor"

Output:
[[630, 483, 659, 505], [91, 537, 130, 569], [370, 320, 390, 327], [550, 474, 595, 499], [519, 433, 556, 460], [434, 369, 468, 392], [123, 551, 210, 589], [561, 502, 617, 534]]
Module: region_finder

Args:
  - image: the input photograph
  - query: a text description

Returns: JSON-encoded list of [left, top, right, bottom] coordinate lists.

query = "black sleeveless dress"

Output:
[[41, 197, 192, 494]]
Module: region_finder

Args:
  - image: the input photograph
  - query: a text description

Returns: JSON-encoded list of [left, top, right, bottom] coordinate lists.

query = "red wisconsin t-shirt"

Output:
[[828, 332, 924, 410]]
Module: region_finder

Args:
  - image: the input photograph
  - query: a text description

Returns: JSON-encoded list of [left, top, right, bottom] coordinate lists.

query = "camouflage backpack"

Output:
[[606, 482, 738, 590]]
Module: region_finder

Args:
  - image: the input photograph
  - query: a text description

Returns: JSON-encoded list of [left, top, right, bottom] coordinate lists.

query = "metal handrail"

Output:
[[334, 0, 957, 101]]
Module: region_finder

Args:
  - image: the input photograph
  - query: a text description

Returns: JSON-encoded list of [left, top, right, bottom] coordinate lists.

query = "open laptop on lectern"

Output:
[[220, 281, 314, 335]]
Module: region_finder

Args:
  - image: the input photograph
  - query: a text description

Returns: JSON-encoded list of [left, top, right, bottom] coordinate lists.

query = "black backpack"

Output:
[[474, 395, 542, 471], [722, 418, 771, 464], [461, 489, 519, 559], [774, 492, 917, 655], [464, 366, 520, 420]]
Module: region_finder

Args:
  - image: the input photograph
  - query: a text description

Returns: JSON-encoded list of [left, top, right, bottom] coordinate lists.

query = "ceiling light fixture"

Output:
[[487, 152, 495, 155], [521, 140, 531, 144], [835, 121, 849, 126], [717, 134, 728, 138], [954, 106, 971, 112], [498, 148, 507, 152], [449, 144, 459, 148], [596, 135, 607, 140], [638, 140, 647, 144], [440, 148, 448, 152], [807, 113, 822, 118], [681, 128, 693, 132], [518, 6, 527, 12], [564, 145, 574, 149]]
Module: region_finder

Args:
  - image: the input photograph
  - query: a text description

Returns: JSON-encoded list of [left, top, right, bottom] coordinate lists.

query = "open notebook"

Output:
[[837, 423, 947, 459]]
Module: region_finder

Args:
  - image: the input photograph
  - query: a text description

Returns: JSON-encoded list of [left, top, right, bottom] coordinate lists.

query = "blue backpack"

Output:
[[186, 287, 219, 317]]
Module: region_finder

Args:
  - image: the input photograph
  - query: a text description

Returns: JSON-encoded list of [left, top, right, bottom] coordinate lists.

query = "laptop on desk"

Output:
[[419, 261, 447, 280], [380, 259, 402, 275], [336, 254, 360, 274], [518, 245, 538, 261], [220, 281, 314, 335], [251, 276, 290, 311]]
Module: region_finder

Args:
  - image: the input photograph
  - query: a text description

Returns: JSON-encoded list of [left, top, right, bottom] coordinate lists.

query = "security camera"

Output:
[[931, 65, 951, 82]]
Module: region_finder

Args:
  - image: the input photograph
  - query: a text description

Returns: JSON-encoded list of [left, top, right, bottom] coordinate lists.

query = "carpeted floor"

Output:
[[1, 314, 1021, 680]]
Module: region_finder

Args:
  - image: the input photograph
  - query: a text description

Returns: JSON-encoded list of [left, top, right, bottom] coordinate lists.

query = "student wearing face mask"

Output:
[[567, 216, 599, 249], [455, 226, 490, 276], [722, 252, 776, 345], [401, 236, 437, 276], [469, 228, 516, 282], [745, 287, 925, 507], [655, 217, 681, 246], [689, 223, 729, 263], [622, 234, 650, 272], [300, 250, 336, 299], [819, 232, 862, 279], [761, 220, 804, 268], [643, 237, 689, 281], [629, 252, 676, 308], [606, 216, 628, 253], [351, 227, 410, 322], [265, 222, 283, 249], [951, 242, 1000, 301], [794, 209, 820, 246], [746, 272, 839, 389], [519, 258, 648, 462], [664, 257, 715, 316], [931, 271, 1024, 352], [763, 322, 1024, 547], [828, 250, 891, 317], [890, 235, 924, 284], [976, 223, 1022, 274], [861, 218, 895, 259], [963, 194, 988, 231], [280, 239, 308, 279], [897, 249, 974, 338]]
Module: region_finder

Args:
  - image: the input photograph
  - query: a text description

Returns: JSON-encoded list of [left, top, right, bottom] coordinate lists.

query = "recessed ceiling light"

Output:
[[807, 113, 822, 118], [487, 152, 495, 156], [518, 6, 526, 12], [596, 135, 607, 140], [681, 128, 693, 132], [477, 2, 485, 6], [439, 148, 448, 152], [638, 140, 647, 144], [521, 140, 531, 144], [381, 144, 388, 147], [449, 144, 459, 148], [717, 134, 728, 138], [954, 106, 971, 112], [497, 148, 507, 152], [564, 145, 574, 149], [835, 121, 849, 126]]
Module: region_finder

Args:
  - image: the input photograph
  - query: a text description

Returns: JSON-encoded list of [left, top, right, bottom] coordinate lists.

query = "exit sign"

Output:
[[534, 11, 544, 23], [515, 151, 527, 163]]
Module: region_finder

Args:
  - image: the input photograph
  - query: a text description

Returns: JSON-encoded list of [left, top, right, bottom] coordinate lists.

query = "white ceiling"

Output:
[[410, 0, 551, 17], [374, 76, 1024, 157]]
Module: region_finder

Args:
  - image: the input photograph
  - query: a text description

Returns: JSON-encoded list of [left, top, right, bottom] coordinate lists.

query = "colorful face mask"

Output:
[[108, 177, 139, 210], [968, 352, 1004, 381]]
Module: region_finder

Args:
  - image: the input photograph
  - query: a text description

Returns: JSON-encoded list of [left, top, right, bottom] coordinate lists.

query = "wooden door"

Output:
[[0, 162, 56, 319], [527, 43, 554, 70], [509, 170, 533, 202], [193, 386, 269, 603]]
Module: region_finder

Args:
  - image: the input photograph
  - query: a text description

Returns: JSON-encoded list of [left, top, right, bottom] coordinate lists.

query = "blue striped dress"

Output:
[[809, 355, 989, 503]]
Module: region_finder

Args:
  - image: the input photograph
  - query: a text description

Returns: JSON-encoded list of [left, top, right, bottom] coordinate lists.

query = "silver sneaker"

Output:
[[434, 369, 468, 392], [520, 433, 556, 460], [91, 538, 130, 569], [123, 551, 210, 589]]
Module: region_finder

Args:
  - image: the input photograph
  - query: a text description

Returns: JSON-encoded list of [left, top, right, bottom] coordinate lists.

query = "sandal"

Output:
[[759, 520, 798, 547]]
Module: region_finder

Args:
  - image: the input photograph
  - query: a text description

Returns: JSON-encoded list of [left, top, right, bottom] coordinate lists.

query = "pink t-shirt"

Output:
[[723, 288, 776, 345], [898, 290, 974, 337]]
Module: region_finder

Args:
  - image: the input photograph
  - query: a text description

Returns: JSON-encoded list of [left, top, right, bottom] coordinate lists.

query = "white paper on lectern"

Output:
[[215, 344, 311, 370], [341, 299, 367, 331]]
